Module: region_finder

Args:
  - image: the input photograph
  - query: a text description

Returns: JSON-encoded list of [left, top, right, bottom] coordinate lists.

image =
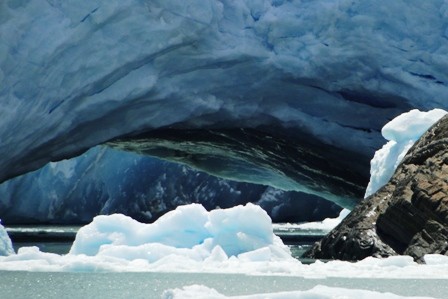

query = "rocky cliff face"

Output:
[[306, 114, 448, 262]]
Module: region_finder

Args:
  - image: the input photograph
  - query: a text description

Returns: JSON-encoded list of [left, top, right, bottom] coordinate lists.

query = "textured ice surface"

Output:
[[162, 285, 436, 299], [69, 203, 289, 259], [365, 109, 447, 198], [1, 0, 448, 192]]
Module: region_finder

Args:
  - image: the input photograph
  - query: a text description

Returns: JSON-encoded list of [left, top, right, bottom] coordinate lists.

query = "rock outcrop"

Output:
[[306, 114, 448, 262]]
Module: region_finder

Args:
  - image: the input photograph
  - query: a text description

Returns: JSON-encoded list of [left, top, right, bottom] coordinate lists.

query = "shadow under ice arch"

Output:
[[108, 127, 368, 209]]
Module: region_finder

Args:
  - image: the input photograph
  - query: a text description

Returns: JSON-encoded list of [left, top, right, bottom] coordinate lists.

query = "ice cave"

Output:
[[2, 0, 448, 211], [1, 1, 448, 298]]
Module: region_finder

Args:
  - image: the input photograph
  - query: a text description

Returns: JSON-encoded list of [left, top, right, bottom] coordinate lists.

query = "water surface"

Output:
[[0, 271, 446, 299]]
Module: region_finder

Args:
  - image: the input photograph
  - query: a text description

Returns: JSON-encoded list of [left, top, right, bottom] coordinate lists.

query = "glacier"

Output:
[[2, 0, 448, 208]]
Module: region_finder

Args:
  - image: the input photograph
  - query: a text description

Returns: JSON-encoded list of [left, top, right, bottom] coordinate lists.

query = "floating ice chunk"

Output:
[[162, 285, 436, 299], [70, 203, 290, 261], [365, 109, 447, 198], [0, 220, 14, 256], [70, 204, 210, 256]]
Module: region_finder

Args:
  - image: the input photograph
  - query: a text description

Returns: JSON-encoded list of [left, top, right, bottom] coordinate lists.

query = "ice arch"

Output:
[[1, 0, 448, 208]]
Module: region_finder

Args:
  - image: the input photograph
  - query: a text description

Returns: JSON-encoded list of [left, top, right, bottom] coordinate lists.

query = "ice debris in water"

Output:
[[69, 203, 291, 261], [1, 203, 448, 278]]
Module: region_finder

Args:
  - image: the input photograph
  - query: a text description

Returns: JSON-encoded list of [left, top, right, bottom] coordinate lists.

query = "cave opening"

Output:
[[0, 126, 372, 226]]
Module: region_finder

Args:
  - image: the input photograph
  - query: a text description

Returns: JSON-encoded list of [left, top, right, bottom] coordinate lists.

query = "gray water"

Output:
[[0, 271, 446, 299]]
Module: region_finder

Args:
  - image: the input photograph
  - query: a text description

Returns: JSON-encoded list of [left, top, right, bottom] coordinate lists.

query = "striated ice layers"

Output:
[[2, 1, 448, 208], [365, 109, 448, 198]]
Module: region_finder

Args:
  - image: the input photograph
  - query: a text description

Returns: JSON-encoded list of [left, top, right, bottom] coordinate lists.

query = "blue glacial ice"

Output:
[[69, 203, 289, 259], [2, 0, 448, 208]]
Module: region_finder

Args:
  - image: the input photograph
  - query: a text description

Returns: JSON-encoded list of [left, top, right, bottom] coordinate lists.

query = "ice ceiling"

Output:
[[1, 0, 448, 208]]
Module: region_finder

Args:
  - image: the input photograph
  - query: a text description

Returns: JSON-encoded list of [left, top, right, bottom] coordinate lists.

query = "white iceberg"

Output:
[[365, 109, 447, 198], [69, 203, 290, 261]]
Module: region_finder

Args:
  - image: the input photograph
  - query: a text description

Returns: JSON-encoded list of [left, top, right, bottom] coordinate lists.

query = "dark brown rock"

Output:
[[305, 114, 448, 263]]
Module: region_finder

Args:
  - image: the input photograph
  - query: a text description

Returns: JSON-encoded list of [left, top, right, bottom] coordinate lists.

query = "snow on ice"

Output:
[[365, 109, 447, 198]]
